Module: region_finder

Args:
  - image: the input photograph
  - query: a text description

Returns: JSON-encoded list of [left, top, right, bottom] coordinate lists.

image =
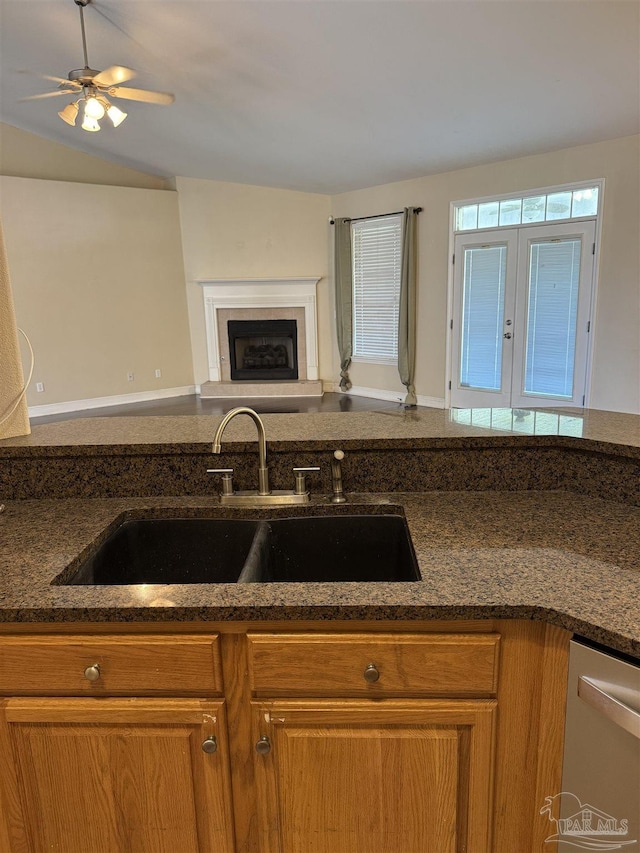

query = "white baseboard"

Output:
[[348, 385, 405, 403], [323, 382, 445, 409], [28, 386, 196, 418], [416, 394, 446, 409]]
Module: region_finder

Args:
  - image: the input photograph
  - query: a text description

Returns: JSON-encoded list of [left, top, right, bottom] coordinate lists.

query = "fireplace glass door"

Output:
[[228, 320, 298, 381]]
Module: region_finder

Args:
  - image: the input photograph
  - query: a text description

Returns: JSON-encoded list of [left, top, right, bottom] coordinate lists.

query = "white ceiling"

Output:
[[1, 0, 639, 194]]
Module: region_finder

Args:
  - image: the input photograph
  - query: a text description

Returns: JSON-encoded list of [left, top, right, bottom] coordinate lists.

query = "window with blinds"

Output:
[[351, 214, 402, 362]]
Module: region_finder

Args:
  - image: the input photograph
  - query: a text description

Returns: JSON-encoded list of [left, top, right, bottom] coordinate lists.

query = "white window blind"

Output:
[[524, 238, 582, 398], [352, 214, 403, 362], [460, 245, 507, 390]]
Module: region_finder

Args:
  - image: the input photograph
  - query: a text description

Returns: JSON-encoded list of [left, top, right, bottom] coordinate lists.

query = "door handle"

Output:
[[503, 332, 512, 339], [578, 675, 640, 740]]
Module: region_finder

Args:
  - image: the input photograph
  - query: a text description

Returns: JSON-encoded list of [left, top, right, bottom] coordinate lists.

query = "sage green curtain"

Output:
[[333, 217, 353, 391], [398, 207, 418, 407]]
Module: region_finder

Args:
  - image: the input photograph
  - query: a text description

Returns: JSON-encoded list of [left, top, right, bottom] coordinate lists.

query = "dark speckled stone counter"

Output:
[[2, 408, 639, 504], [1, 492, 639, 658], [1, 407, 639, 657]]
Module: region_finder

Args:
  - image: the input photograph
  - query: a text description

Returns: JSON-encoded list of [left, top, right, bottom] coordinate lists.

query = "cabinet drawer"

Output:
[[247, 632, 500, 696], [0, 634, 223, 695]]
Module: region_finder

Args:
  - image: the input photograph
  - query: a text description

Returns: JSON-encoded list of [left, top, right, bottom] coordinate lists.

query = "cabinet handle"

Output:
[[84, 663, 101, 682], [363, 663, 380, 683], [255, 735, 271, 755], [201, 736, 218, 754]]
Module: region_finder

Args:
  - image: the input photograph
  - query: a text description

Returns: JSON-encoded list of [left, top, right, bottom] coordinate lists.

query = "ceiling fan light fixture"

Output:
[[31, 0, 174, 131], [81, 114, 100, 132], [83, 94, 105, 119], [106, 103, 127, 127], [58, 101, 79, 126]]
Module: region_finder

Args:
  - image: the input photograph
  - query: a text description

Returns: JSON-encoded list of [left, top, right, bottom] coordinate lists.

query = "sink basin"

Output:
[[242, 515, 419, 583], [64, 518, 261, 585], [59, 513, 419, 586]]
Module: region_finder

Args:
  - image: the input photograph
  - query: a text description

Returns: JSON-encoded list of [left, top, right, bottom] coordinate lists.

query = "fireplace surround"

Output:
[[197, 278, 321, 390]]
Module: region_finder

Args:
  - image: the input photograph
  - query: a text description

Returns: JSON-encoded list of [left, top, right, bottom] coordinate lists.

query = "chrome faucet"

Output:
[[212, 406, 270, 495], [208, 406, 319, 506]]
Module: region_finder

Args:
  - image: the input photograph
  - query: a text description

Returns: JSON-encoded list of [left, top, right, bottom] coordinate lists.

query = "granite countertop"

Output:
[[2, 406, 639, 457], [1, 491, 639, 658], [1, 407, 638, 655]]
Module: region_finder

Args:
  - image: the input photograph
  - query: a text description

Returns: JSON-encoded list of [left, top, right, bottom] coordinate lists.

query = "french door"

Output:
[[451, 221, 595, 408]]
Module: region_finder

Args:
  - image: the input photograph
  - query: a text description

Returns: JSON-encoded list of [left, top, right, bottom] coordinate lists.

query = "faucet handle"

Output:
[[207, 468, 235, 496], [292, 466, 320, 496]]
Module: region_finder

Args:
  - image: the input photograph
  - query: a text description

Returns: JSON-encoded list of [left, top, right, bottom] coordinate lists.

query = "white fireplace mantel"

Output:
[[197, 277, 321, 382]]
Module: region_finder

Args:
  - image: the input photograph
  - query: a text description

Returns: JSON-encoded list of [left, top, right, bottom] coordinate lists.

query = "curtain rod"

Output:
[[329, 207, 422, 225]]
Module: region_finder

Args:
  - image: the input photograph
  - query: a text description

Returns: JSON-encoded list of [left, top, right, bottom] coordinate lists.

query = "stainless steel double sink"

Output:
[[59, 514, 420, 585]]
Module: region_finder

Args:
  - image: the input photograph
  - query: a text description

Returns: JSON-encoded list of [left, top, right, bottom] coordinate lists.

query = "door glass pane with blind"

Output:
[[460, 244, 507, 391], [352, 214, 402, 362], [524, 239, 581, 398]]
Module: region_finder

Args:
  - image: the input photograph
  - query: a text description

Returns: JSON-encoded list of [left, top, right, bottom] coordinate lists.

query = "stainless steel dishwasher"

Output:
[[543, 638, 640, 851]]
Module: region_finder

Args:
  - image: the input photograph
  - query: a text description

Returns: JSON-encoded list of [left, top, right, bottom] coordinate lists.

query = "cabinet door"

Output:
[[252, 699, 496, 853], [0, 697, 235, 853]]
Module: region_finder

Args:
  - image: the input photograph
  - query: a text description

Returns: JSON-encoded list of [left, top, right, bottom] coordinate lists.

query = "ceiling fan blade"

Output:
[[109, 86, 174, 105], [39, 73, 82, 87], [18, 70, 82, 89], [20, 90, 78, 101], [93, 65, 136, 87]]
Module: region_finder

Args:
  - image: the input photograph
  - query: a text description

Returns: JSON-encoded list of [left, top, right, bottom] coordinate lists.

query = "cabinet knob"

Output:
[[201, 736, 218, 754], [363, 662, 380, 683], [84, 663, 101, 682], [255, 735, 271, 755]]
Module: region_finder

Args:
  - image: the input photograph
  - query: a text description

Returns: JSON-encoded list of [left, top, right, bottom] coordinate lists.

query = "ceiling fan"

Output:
[[23, 0, 175, 132]]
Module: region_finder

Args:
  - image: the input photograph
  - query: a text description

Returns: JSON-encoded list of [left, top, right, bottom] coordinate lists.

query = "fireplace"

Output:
[[228, 319, 298, 381], [197, 277, 322, 397]]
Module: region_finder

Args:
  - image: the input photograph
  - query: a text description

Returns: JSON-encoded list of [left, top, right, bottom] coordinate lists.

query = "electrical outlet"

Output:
[[155, 369, 162, 378], [127, 372, 135, 382], [36, 382, 45, 393]]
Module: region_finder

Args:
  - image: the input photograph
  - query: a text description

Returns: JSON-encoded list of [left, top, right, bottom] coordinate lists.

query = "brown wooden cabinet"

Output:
[[0, 635, 235, 853], [0, 698, 235, 853], [251, 699, 496, 853], [0, 621, 570, 853], [246, 631, 500, 852]]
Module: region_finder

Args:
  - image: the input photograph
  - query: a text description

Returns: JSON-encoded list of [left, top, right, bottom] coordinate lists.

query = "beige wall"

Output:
[[1, 124, 637, 414], [331, 134, 640, 414], [176, 177, 331, 387], [0, 176, 193, 406], [0, 123, 170, 190]]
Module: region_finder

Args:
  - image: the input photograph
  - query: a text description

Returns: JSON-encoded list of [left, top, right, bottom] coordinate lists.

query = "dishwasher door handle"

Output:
[[578, 675, 640, 740]]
